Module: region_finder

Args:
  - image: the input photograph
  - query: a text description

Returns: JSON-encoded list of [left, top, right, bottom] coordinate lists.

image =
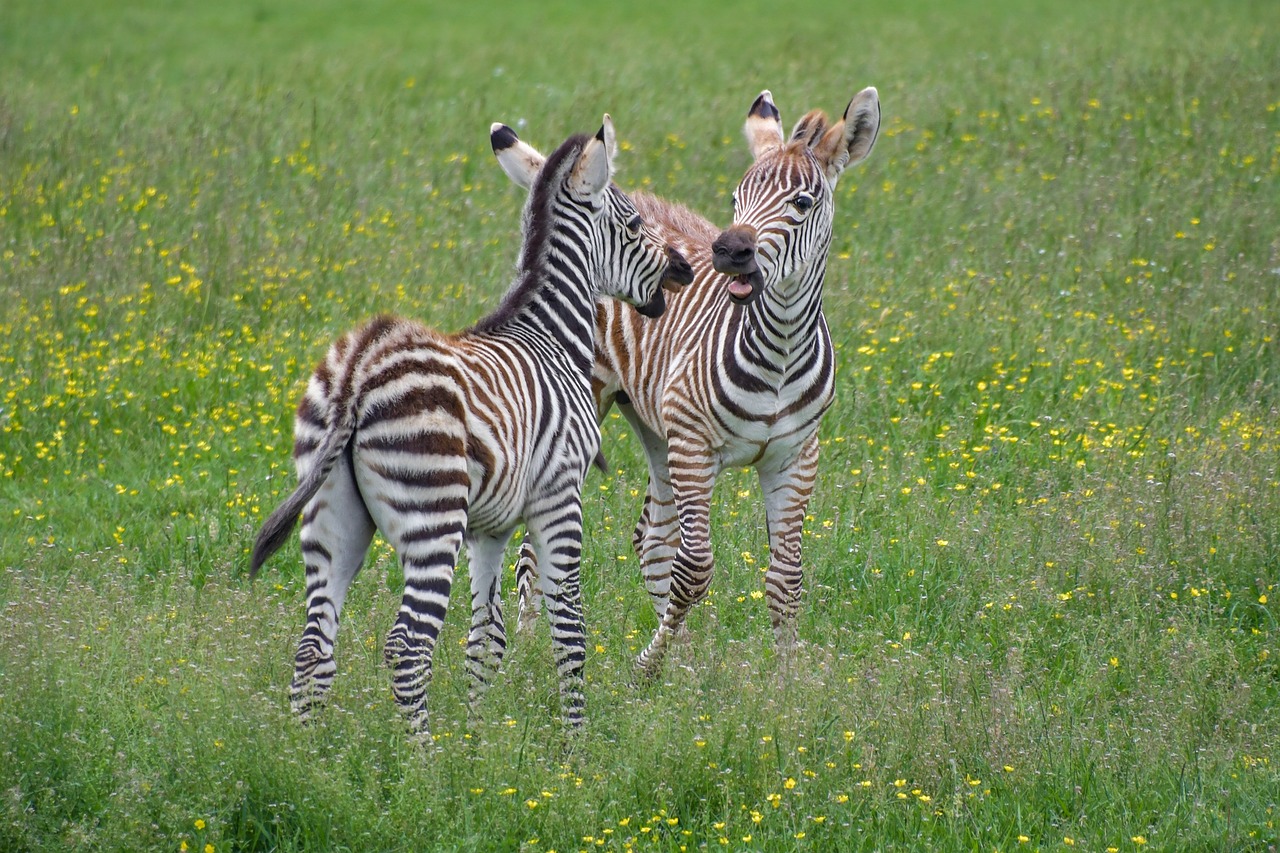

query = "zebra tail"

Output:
[[248, 412, 356, 579]]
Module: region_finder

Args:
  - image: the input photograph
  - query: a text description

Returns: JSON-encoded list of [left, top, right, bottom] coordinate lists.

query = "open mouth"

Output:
[[725, 269, 765, 304], [635, 288, 666, 318]]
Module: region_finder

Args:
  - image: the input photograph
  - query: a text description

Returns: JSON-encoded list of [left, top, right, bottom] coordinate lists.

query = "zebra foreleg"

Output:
[[290, 457, 375, 722], [758, 437, 819, 664], [527, 509, 587, 731], [636, 482, 714, 678], [465, 535, 509, 712], [621, 405, 678, 620]]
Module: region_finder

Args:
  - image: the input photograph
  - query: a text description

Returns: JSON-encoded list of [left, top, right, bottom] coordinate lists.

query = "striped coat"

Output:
[[516, 89, 881, 676], [249, 118, 692, 738]]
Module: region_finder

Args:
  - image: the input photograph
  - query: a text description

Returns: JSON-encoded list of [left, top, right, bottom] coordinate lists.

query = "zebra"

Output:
[[511, 88, 881, 677], [248, 116, 694, 739]]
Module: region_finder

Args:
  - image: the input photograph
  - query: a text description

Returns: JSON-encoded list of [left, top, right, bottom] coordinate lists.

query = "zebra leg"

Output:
[[362, 462, 469, 741], [619, 405, 679, 619], [758, 434, 820, 662], [465, 534, 509, 711], [636, 459, 715, 677], [291, 454, 375, 722], [514, 533, 543, 634], [526, 501, 587, 731]]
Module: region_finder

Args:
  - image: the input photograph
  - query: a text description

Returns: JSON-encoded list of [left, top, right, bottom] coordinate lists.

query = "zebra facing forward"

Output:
[[249, 117, 693, 739], [512, 88, 881, 677]]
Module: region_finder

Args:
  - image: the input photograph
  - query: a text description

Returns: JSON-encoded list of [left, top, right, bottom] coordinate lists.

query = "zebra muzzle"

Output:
[[711, 228, 763, 304], [662, 245, 694, 292], [635, 288, 666, 318]]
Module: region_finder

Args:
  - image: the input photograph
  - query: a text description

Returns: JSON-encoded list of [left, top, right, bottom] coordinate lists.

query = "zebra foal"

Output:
[[512, 88, 881, 677], [249, 117, 693, 739]]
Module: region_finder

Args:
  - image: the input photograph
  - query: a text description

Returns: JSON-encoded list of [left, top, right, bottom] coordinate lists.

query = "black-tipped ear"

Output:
[[490, 123, 519, 153], [749, 91, 781, 122]]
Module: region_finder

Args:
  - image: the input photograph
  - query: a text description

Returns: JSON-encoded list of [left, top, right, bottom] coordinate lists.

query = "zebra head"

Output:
[[711, 88, 880, 305], [490, 117, 693, 318]]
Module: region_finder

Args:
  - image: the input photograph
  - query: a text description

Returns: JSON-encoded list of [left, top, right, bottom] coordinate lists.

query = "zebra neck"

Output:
[[738, 261, 829, 372], [499, 271, 599, 378]]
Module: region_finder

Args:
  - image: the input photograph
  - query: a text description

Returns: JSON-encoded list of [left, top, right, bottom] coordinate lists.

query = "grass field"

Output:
[[2, 0, 1278, 850]]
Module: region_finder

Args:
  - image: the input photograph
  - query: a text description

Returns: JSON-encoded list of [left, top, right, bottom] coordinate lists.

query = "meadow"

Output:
[[1, 0, 1278, 849]]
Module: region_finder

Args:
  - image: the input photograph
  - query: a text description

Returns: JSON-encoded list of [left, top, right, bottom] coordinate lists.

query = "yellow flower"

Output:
[[784, 777, 797, 790], [194, 820, 206, 831]]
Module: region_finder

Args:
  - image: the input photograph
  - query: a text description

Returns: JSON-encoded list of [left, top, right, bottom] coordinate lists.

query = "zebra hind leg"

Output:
[[514, 535, 543, 635], [290, 455, 375, 722], [381, 526, 464, 742]]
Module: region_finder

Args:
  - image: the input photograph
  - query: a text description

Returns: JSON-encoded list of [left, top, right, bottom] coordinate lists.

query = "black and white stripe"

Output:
[[249, 118, 691, 738], [510, 89, 881, 677]]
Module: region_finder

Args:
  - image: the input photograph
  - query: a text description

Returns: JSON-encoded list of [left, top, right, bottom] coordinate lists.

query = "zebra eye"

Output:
[[626, 215, 643, 234], [791, 194, 815, 213]]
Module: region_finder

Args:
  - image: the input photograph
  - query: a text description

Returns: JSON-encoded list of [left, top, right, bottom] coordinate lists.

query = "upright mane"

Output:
[[469, 133, 591, 334], [630, 190, 720, 249]]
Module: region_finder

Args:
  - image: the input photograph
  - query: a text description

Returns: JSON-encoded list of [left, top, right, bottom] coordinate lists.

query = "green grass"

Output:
[[2, 0, 1278, 850]]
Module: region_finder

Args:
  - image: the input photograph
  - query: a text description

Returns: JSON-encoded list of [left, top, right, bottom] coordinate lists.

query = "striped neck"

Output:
[[501, 245, 599, 377], [737, 246, 831, 376], [472, 213, 601, 378], [468, 133, 601, 378]]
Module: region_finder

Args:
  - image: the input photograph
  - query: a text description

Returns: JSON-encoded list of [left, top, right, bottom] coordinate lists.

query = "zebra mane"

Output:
[[788, 109, 831, 149], [631, 190, 720, 248], [470, 133, 592, 334]]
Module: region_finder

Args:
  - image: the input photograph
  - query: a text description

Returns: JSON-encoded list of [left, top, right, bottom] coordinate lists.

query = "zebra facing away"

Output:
[[512, 88, 881, 677], [249, 117, 694, 739]]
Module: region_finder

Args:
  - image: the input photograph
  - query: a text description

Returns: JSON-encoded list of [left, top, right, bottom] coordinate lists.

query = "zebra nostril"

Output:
[[712, 231, 757, 271]]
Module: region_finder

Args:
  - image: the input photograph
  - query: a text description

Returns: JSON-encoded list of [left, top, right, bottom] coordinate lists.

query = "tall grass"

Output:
[[2, 0, 1277, 849]]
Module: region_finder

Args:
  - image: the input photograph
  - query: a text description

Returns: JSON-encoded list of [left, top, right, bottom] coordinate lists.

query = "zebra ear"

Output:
[[568, 114, 614, 199], [813, 87, 880, 186], [491, 122, 545, 191], [744, 90, 784, 160], [598, 112, 618, 162]]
